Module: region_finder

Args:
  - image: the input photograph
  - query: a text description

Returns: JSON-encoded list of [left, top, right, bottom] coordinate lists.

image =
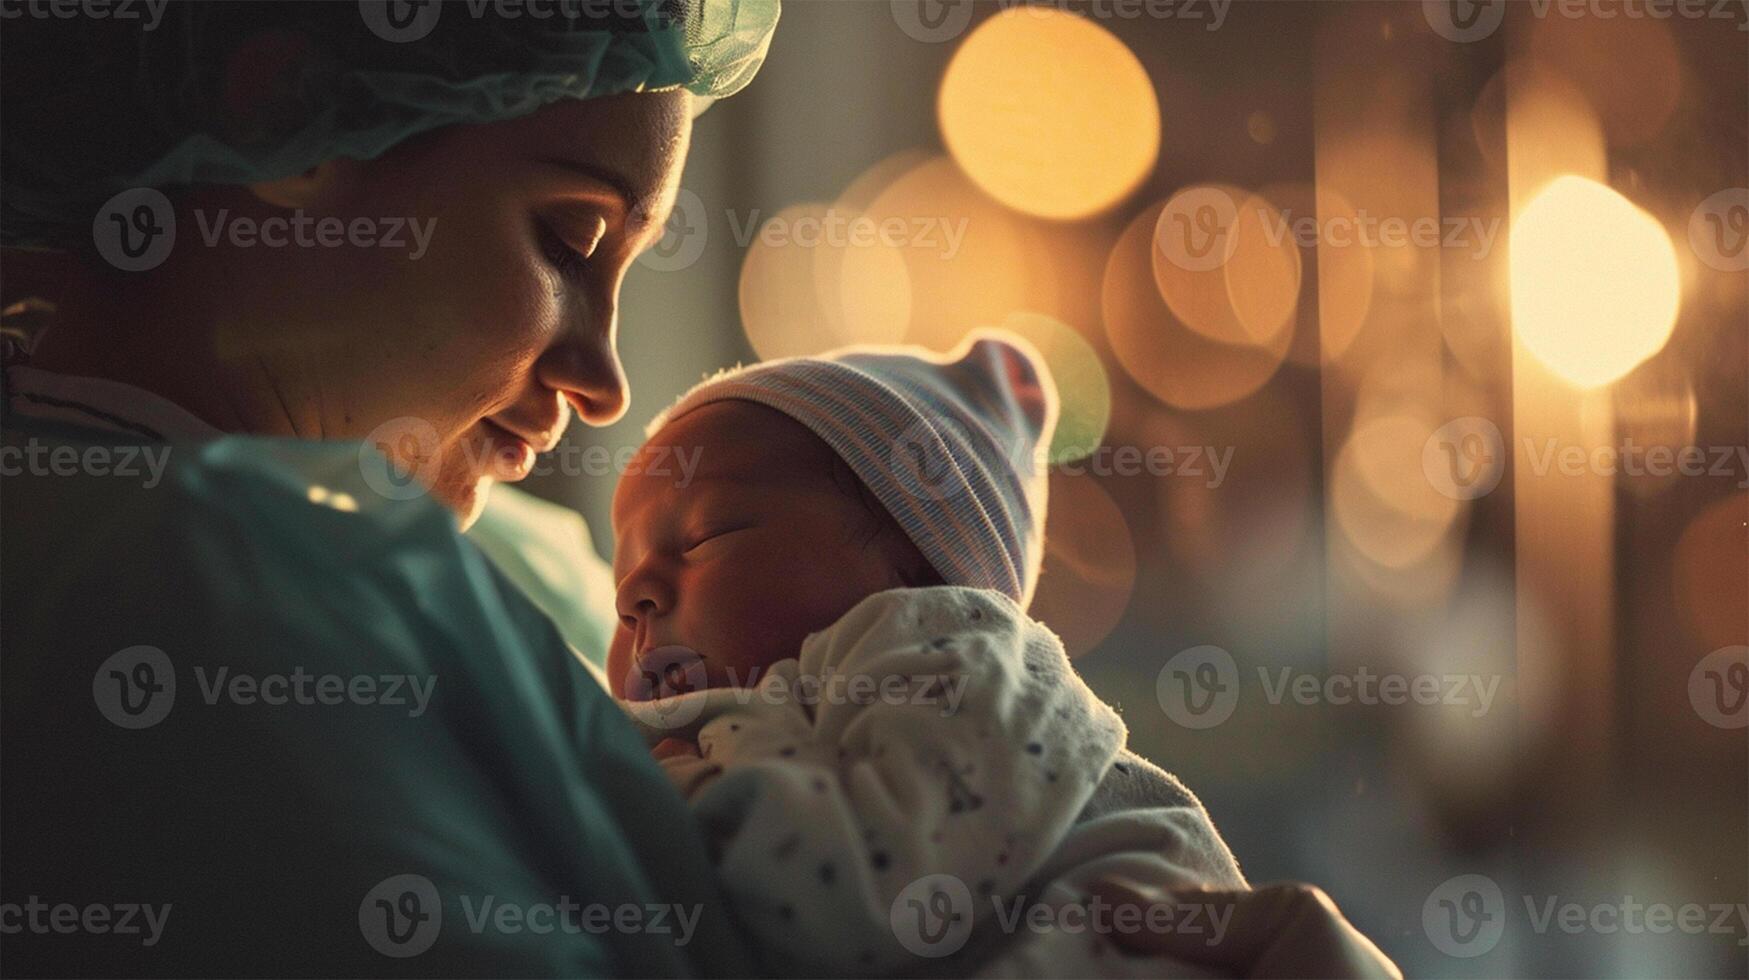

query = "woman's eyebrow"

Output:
[[535, 157, 664, 233]]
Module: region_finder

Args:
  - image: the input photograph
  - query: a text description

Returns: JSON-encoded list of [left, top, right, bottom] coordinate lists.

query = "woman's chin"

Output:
[[435, 469, 496, 531]]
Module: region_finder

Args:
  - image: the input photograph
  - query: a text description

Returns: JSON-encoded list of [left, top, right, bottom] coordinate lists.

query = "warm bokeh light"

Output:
[[995, 312, 1110, 465], [1527, 13, 1681, 148], [1104, 202, 1291, 410], [814, 150, 935, 346], [938, 6, 1159, 220], [1580, 362, 1699, 498], [1510, 176, 1681, 389], [844, 155, 1035, 353], [1150, 186, 1301, 350], [738, 202, 910, 360], [1331, 413, 1463, 570], [1331, 513, 1465, 607], [1028, 471, 1137, 660], [1472, 62, 1601, 174]]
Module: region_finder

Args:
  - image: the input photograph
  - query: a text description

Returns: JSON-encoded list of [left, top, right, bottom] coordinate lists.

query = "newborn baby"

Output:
[[606, 333, 1245, 977]]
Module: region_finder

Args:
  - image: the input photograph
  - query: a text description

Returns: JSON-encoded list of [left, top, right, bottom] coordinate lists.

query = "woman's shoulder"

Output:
[[2, 422, 524, 667]]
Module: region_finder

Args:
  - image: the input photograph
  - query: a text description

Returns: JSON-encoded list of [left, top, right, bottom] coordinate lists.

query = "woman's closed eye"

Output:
[[536, 212, 607, 285]]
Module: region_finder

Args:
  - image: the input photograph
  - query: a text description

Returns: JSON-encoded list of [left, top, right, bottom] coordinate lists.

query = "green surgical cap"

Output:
[[0, 0, 779, 248]]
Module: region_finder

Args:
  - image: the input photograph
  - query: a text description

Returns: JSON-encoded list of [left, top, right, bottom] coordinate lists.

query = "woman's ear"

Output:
[[247, 159, 358, 209]]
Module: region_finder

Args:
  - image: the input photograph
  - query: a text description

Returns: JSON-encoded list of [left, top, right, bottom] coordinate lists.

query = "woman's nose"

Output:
[[536, 307, 629, 426]]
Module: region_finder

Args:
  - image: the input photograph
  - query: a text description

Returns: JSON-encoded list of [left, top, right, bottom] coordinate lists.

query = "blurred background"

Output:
[[517, 1, 1749, 975]]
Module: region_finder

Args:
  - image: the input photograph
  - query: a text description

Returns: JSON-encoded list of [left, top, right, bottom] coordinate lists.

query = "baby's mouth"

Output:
[[625, 645, 709, 702]]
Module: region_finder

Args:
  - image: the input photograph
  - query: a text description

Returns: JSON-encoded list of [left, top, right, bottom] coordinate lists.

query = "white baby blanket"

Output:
[[620, 586, 1245, 977]]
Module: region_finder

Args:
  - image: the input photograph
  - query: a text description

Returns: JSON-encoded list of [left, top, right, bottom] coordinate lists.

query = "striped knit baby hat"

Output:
[[647, 329, 1058, 604]]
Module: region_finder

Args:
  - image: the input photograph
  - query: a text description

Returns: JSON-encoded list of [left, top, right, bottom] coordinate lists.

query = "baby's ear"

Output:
[[248, 158, 361, 209]]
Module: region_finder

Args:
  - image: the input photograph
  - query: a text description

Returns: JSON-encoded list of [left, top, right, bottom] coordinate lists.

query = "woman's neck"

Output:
[[23, 261, 306, 438]]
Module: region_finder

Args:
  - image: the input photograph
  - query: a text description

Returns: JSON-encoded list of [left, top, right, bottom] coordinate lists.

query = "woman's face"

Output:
[[210, 91, 692, 524]]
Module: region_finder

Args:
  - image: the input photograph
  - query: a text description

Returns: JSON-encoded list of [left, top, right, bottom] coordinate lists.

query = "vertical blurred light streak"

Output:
[[1313, 6, 1448, 670], [1503, 56, 1616, 808]]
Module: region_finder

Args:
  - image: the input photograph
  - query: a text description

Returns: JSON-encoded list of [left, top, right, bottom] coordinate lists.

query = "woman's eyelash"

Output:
[[537, 222, 589, 284]]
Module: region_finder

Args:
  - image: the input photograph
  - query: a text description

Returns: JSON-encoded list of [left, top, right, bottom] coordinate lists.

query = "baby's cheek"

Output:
[[605, 627, 633, 698]]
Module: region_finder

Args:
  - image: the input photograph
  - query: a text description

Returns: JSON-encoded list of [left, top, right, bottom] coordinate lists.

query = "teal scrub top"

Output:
[[466, 485, 620, 671], [0, 410, 758, 977]]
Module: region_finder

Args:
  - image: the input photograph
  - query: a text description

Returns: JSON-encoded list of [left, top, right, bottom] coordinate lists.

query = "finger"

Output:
[[1090, 880, 1400, 979], [1088, 880, 1267, 972], [652, 737, 701, 761]]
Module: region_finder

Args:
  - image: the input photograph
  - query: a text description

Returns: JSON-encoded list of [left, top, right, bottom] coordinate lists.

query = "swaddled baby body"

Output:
[[605, 334, 1245, 977]]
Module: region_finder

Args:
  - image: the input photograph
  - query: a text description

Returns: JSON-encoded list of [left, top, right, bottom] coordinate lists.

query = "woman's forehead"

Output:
[[474, 90, 691, 210]]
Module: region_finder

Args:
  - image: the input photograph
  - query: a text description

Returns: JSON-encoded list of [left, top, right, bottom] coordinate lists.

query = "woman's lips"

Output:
[[481, 420, 537, 481]]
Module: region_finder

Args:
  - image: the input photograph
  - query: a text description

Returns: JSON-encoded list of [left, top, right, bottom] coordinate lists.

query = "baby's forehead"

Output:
[[613, 401, 839, 516]]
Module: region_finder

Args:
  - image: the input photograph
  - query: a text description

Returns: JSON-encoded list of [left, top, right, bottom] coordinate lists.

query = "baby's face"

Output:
[[607, 401, 909, 700]]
